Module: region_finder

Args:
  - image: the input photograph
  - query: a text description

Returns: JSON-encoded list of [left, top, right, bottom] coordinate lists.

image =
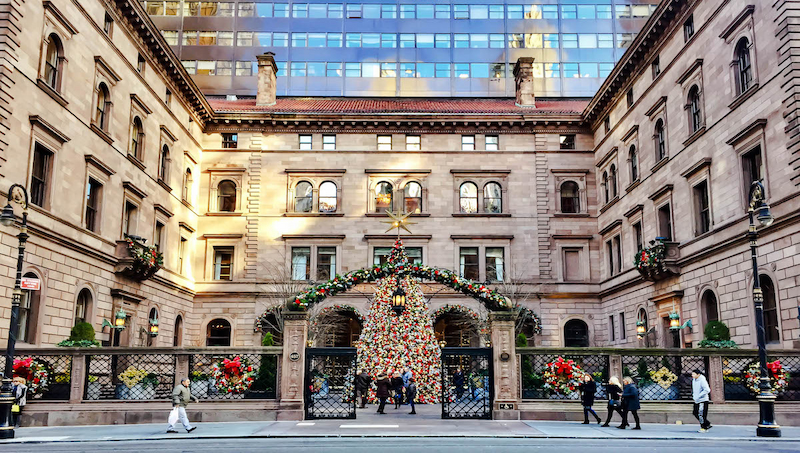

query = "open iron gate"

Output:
[[441, 347, 493, 419], [305, 347, 357, 420]]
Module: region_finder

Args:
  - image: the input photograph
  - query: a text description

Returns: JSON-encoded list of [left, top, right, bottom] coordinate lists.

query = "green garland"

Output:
[[634, 239, 665, 270]]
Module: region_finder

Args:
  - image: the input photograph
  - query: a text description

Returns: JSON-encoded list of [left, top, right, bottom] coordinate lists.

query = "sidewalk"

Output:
[[4, 404, 799, 443]]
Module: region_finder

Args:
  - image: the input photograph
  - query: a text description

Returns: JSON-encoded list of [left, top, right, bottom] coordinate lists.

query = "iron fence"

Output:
[[520, 352, 609, 400], [621, 354, 707, 401], [189, 353, 278, 400], [0, 354, 72, 401], [723, 355, 800, 402], [84, 354, 176, 400]]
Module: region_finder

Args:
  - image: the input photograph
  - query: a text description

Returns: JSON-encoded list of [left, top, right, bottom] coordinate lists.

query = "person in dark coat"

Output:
[[355, 369, 372, 409], [391, 371, 404, 409], [453, 367, 465, 400], [602, 376, 624, 427], [407, 377, 418, 415], [375, 372, 391, 414], [618, 377, 641, 430], [579, 374, 601, 424]]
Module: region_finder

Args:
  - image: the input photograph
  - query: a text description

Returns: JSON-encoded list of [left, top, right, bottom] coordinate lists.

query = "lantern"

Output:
[[636, 320, 646, 338], [148, 318, 159, 337], [439, 340, 447, 349], [391, 285, 406, 315], [114, 309, 127, 330], [669, 312, 681, 330]]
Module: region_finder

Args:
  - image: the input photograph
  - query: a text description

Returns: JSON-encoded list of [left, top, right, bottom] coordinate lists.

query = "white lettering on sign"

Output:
[[20, 277, 40, 291]]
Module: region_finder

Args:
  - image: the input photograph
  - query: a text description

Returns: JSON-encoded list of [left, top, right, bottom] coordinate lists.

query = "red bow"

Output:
[[222, 357, 242, 372], [767, 360, 782, 375]]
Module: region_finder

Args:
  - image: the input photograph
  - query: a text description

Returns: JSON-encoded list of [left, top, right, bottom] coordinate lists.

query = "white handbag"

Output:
[[168, 407, 179, 426]]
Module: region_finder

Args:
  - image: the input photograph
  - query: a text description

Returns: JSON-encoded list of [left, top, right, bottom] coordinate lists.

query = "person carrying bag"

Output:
[[167, 377, 199, 433]]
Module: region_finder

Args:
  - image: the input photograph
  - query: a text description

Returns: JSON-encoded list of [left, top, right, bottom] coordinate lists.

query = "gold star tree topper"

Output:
[[381, 209, 416, 238]]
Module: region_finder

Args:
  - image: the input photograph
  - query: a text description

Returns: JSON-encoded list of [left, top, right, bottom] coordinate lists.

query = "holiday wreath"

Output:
[[13, 357, 49, 396], [744, 360, 790, 395], [542, 357, 586, 396], [211, 356, 256, 394], [650, 367, 678, 390]]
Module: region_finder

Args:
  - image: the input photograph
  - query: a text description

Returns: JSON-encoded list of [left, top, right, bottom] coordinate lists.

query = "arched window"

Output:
[[688, 85, 702, 133], [44, 34, 62, 91], [459, 182, 478, 213], [736, 38, 752, 94], [483, 182, 502, 213], [319, 181, 337, 212], [403, 182, 422, 214], [564, 319, 589, 347], [560, 181, 580, 213], [159, 145, 170, 181], [19, 272, 40, 343], [701, 290, 719, 326], [609, 164, 618, 198], [130, 117, 144, 160], [602, 171, 609, 204], [182, 168, 192, 202], [148, 307, 159, 346], [637, 308, 650, 346], [655, 119, 666, 161], [294, 181, 313, 212], [217, 180, 237, 212], [95, 83, 110, 130], [206, 318, 232, 346], [375, 181, 393, 212], [173, 315, 183, 347], [75, 288, 91, 326], [629, 145, 639, 181], [760, 275, 780, 344]]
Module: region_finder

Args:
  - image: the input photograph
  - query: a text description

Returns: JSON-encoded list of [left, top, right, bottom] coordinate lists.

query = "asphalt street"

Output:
[[7, 437, 800, 453]]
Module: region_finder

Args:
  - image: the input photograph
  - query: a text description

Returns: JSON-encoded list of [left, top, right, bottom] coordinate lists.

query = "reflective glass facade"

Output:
[[145, 0, 660, 97]]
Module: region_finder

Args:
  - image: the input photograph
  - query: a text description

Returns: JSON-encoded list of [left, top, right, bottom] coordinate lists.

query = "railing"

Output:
[[518, 348, 800, 403], [0, 353, 73, 401], [189, 352, 277, 400]]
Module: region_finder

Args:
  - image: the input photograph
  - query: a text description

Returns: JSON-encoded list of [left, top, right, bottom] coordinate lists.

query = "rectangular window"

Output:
[[563, 63, 579, 78], [489, 5, 503, 19], [454, 5, 468, 19], [614, 235, 622, 275], [489, 34, 505, 48], [598, 34, 614, 48], [85, 178, 102, 232], [363, 4, 380, 18], [216, 61, 232, 76], [327, 33, 342, 47], [381, 34, 396, 48], [620, 312, 626, 339], [417, 5, 434, 18], [599, 63, 614, 78], [577, 5, 595, 19], [316, 247, 336, 280], [406, 135, 421, 151], [273, 33, 288, 47], [373, 247, 422, 266], [604, 116, 611, 133], [742, 146, 763, 197], [563, 34, 578, 48], [507, 5, 522, 19], [470, 34, 488, 48], [694, 180, 711, 235], [459, 247, 479, 280], [564, 249, 581, 281], [435, 63, 450, 78], [328, 4, 343, 18], [627, 88, 634, 107], [222, 133, 237, 149], [307, 33, 326, 47], [633, 221, 643, 252], [454, 34, 469, 48], [196, 60, 215, 75], [542, 5, 558, 19], [470, 5, 488, 19], [30, 143, 53, 207], [543, 34, 559, 48], [182, 31, 197, 45], [658, 204, 673, 241], [544, 63, 560, 78], [486, 247, 505, 282], [400, 4, 415, 18], [400, 63, 415, 77], [103, 13, 114, 36], [417, 34, 434, 48], [652, 56, 661, 77], [345, 62, 361, 77], [435, 34, 450, 48], [162, 30, 179, 45], [213, 246, 234, 280], [615, 5, 631, 18], [308, 3, 325, 17], [381, 63, 396, 78], [326, 62, 342, 77], [461, 135, 475, 151], [560, 135, 576, 150], [323, 135, 336, 150], [235, 61, 253, 76], [292, 3, 307, 18], [307, 62, 325, 77], [398, 34, 414, 48], [218, 31, 233, 46], [137, 54, 146, 73], [561, 5, 576, 19], [596, 5, 612, 19], [290, 62, 306, 77], [179, 237, 187, 274], [292, 32, 307, 47], [435, 4, 450, 18], [454, 63, 470, 78], [617, 33, 634, 48], [363, 33, 380, 48], [486, 135, 499, 151], [253, 32, 272, 47], [362, 62, 380, 77], [377, 135, 392, 151], [578, 34, 597, 48], [154, 221, 164, 253], [291, 247, 311, 280], [198, 31, 217, 45], [299, 134, 312, 150], [346, 33, 361, 47], [580, 63, 599, 78], [382, 4, 396, 18], [684, 15, 695, 41], [606, 240, 614, 276], [609, 315, 616, 341], [346, 4, 361, 18], [123, 201, 138, 237]]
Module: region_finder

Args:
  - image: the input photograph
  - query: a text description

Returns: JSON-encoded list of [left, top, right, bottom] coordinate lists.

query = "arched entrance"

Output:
[[310, 305, 363, 347], [432, 305, 486, 347]]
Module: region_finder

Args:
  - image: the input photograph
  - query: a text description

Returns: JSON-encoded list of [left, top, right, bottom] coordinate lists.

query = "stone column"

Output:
[[609, 354, 623, 382], [708, 355, 725, 403], [279, 311, 309, 420], [512, 57, 536, 107], [489, 311, 519, 420], [69, 353, 85, 404], [256, 52, 278, 106], [175, 353, 190, 385]]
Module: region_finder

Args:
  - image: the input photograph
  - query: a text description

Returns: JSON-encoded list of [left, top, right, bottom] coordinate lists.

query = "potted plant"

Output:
[[698, 321, 738, 349], [191, 371, 211, 399], [140, 373, 159, 399], [57, 322, 100, 348], [636, 358, 679, 400], [86, 375, 101, 400], [117, 366, 148, 400], [634, 239, 680, 281]]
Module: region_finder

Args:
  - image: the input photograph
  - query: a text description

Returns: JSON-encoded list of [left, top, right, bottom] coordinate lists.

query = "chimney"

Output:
[[513, 57, 536, 108], [256, 52, 278, 106]]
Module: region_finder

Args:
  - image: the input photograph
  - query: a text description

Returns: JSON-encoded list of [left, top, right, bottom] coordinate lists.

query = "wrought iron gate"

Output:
[[441, 347, 493, 419], [305, 347, 357, 420]]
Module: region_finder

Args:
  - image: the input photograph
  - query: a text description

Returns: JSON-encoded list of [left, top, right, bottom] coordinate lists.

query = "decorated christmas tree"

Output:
[[356, 240, 442, 403]]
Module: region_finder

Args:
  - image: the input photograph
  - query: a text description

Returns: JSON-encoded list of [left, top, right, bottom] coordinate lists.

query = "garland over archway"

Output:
[[430, 304, 489, 338]]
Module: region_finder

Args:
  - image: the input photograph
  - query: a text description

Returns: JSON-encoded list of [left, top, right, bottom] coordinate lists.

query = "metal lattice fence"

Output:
[[84, 354, 176, 400], [0, 354, 72, 401], [621, 354, 707, 401], [520, 353, 609, 400], [723, 355, 800, 402], [189, 353, 278, 400]]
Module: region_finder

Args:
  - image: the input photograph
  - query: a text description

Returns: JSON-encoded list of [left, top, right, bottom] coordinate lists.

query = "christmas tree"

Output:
[[356, 240, 442, 403]]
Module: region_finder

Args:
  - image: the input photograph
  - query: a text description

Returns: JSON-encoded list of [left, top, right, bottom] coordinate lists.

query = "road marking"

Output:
[[296, 422, 316, 426], [340, 424, 399, 429], [20, 437, 70, 441]]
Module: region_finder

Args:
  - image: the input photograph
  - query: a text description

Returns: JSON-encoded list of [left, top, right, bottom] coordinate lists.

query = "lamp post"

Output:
[[747, 181, 780, 437], [391, 282, 406, 315], [0, 184, 29, 439]]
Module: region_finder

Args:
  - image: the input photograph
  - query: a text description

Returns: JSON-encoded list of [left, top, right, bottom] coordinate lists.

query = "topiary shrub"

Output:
[[262, 332, 275, 347], [704, 321, 731, 341], [57, 322, 99, 347], [516, 333, 528, 348]]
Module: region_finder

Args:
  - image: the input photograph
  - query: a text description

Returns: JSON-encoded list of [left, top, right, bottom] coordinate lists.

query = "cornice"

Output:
[[122, 181, 147, 199], [364, 235, 432, 240], [621, 124, 639, 142], [43, 1, 79, 35], [450, 235, 514, 240], [719, 5, 755, 40], [595, 146, 618, 169], [726, 118, 767, 145], [675, 59, 704, 85], [130, 93, 153, 115], [29, 115, 70, 143], [680, 157, 712, 178], [285, 169, 346, 174], [160, 124, 178, 142], [366, 169, 431, 174], [624, 204, 644, 218], [598, 219, 623, 236], [154, 203, 174, 218], [84, 154, 115, 176], [450, 169, 511, 175], [202, 234, 244, 239], [282, 234, 346, 240], [648, 184, 674, 201]]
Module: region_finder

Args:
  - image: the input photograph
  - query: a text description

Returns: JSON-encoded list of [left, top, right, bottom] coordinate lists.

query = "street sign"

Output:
[[20, 277, 40, 291]]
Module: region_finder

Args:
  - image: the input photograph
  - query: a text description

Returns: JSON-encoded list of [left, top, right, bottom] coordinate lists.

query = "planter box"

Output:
[[114, 240, 161, 281], [85, 381, 101, 400], [41, 383, 70, 401], [117, 383, 156, 400], [636, 241, 680, 282], [641, 383, 679, 400], [191, 379, 211, 399]]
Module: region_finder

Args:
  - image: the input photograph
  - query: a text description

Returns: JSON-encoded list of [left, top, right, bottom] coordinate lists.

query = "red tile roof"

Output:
[[208, 97, 588, 115]]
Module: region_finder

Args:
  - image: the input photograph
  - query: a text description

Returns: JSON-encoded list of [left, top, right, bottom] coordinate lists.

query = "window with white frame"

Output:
[[213, 246, 234, 280], [461, 135, 475, 151], [405, 135, 421, 151], [377, 135, 392, 150], [299, 134, 312, 150], [485, 135, 499, 151], [323, 134, 336, 150]]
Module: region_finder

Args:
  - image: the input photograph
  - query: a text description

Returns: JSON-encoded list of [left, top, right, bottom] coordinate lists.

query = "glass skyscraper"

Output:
[[144, 0, 660, 97]]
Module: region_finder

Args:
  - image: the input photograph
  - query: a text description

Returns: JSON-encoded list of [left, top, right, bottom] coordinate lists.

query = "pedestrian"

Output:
[[167, 377, 199, 433], [407, 377, 417, 415], [617, 377, 641, 430], [579, 374, 601, 424], [391, 371, 404, 409], [355, 369, 372, 409], [375, 372, 391, 414], [402, 366, 412, 404], [691, 369, 712, 432], [453, 367, 465, 400], [602, 376, 624, 427], [11, 377, 27, 428]]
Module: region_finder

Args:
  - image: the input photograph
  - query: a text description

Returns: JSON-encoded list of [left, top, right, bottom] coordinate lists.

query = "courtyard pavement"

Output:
[[4, 404, 799, 444]]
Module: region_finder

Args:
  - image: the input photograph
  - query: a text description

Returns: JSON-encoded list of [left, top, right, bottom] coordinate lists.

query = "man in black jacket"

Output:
[[355, 369, 372, 408]]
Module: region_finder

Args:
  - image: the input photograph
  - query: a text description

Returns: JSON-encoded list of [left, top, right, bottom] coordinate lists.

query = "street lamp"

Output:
[[391, 282, 406, 315], [0, 184, 29, 439], [148, 318, 159, 337], [747, 180, 780, 437]]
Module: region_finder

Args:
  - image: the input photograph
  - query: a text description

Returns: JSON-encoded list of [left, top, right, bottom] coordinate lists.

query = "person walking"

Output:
[[453, 367, 465, 400], [11, 377, 27, 428], [391, 371, 404, 409], [617, 377, 641, 430], [692, 369, 712, 432], [402, 367, 412, 404], [579, 374, 601, 424], [355, 369, 372, 409], [375, 372, 391, 414], [167, 377, 199, 433], [602, 376, 624, 427], [407, 377, 418, 415]]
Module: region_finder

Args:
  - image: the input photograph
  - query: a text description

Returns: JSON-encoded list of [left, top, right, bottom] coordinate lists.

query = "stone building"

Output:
[[0, 0, 797, 351]]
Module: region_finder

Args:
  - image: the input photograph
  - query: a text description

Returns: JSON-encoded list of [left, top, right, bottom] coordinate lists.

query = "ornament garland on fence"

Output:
[[211, 356, 256, 394], [744, 360, 790, 395], [12, 357, 49, 396], [542, 357, 586, 396]]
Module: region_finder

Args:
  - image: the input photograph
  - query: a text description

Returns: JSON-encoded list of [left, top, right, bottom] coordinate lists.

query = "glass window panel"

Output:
[[299, 135, 312, 150], [544, 63, 560, 78], [290, 62, 306, 77], [454, 63, 470, 78], [254, 32, 272, 46], [563, 34, 578, 48], [484, 182, 502, 213], [182, 30, 197, 45], [470, 5, 488, 19], [579, 34, 597, 48], [417, 34, 434, 48], [406, 135, 421, 151], [307, 33, 325, 47], [346, 33, 361, 47], [454, 5, 468, 19], [459, 182, 478, 213], [577, 5, 595, 19], [507, 4, 522, 19], [580, 63, 598, 78], [543, 34, 558, 48], [400, 34, 415, 48], [316, 247, 336, 280], [491, 63, 505, 78], [307, 62, 325, 76], [254, 3, 272, 16], [617, 33, 634, 48], [525, 33, 543, 48], [291, 247, 310, 280], [328, 4, 343, 18], [377, 135, 392, 150], [182, 60, 196, 74], [561, 5, 577, 19], [435, 5, 450, 18], [381, 63, 396, 77], [435, 34, 450, 48], [470, 34, 488, 48], [236, 31, 252, 46], [292, 3, 308, 18], [454, 34, 469, 48], [198, 31, 217, 45], [292, 32, 307, 47], [486, 247, 504, 281], [274, 3, 289, 17], [164, 1, 180, 15], [471, 63, 489, 78], [346, 4, 361, 17], [459, 247, 479, 280], [489, 34, 505, 48], [375, 182, 393, 211], [307, 3, 325, 17], [542, 5, 558, 19], [435, 63, 451, 78], [400, 5, 415, 18], [216, 60, 232, 75], [326, 62, 342, 77], [599, 63, 614, 78], [183, 2, 199, 16], [418, 5, 434, 18], [598, 34, 614, 48], [462, 135, 475, 151], [382, 5, 396, 18], [235, 61, 253, 76], [508, 34, 523, 48], [362, 62, 380, 77], [531, 62, 544, 78], [276, 61, 286, 76], [196, 60, 215, 75], [631, 5, 650, 17], [273, 32, 288, 47], [345, 62, 361, 77], [146, 2, 165, 15], [404, 182, 422, 213], [199, 2, 219, 16], [596, 5, 612, 19], [381, 33, 396, 47], [486, 135, 499, 151], [218, 31, 233, 46], [400, 63, 415, 78], [322, 134, 336, 150], [489, 5, 504, 19], [328, 33, 342, 47], [162, 30, 179, 45], [363, 4, 380, 18], [563, 63, 579, 78], [363, 33, 380, 47], [417, 63, 434, 78], [616, 5, 631, 18]]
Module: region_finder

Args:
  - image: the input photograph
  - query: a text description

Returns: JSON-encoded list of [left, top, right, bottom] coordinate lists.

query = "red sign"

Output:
[[20, 277, 40, 291]]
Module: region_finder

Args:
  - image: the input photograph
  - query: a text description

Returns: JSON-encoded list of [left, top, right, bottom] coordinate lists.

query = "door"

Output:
[[441, 347, 493, 419], [305, 347, 357, 419]]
